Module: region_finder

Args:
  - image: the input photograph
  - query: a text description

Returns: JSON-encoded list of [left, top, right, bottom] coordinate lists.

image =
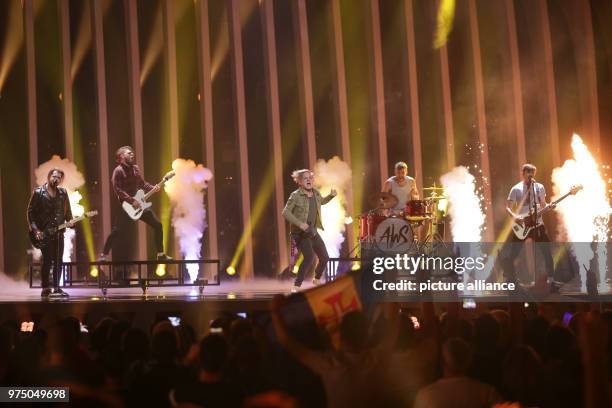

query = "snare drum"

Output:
[[405, 200, 431, 217]]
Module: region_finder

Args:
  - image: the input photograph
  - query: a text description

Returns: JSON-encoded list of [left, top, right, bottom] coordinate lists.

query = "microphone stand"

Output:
[[529, 178, 539, 284]]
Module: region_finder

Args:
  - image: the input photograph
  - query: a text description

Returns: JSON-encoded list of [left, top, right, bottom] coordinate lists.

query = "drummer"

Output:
[[383, 161, 419, 215]]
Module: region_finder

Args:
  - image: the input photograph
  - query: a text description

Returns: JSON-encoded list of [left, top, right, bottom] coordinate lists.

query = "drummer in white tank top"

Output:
[[382, 161, 420, 213]]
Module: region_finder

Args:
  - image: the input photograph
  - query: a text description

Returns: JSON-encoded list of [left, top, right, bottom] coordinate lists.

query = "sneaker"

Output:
[[291, 285, 300, 293], [312, 278, 321, 286], [157, 253, 173, 261], [41, 288, 52, 298], [53, 288, 69, 298]]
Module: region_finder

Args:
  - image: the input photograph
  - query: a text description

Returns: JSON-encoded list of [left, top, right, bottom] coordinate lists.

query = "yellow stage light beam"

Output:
[[140, 2, 163, 85], [292, 254, 304, 274], [70, 1, 91, 80], [89, 266, 99, 277], [140, 0, 191, 86], [71, 104, 97, 262], [70, 0, 111, 80], [226, 265, 236, 276], [210, 2, 257, 81], [434, 0, 456, 49], [0, 0, 24, 95], [228, 100, 304, 277]]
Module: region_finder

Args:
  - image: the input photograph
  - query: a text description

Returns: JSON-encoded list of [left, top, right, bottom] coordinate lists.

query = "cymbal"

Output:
[[425, 194, 448, 200], [369, 192, 399, 209], [423, 186, 445, 191]]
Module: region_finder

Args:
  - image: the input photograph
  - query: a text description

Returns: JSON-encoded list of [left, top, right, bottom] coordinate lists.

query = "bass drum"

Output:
[[373, 217, 416, 253]]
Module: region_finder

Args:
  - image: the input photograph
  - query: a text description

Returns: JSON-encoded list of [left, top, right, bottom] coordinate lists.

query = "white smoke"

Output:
[[0, 269, 33, 298], [165, 159, 213, 281], [35, 155, 86, 266], [552, 134, 611, 289], [440, 166, 486, 242], [313, 156, 352, 264]]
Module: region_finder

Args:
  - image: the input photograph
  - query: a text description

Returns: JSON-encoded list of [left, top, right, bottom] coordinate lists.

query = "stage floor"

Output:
[[0, 278, 300, 303]]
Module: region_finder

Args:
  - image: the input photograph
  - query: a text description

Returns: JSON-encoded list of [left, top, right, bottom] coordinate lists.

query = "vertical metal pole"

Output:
[[576, 0, 600, 155], [24, 0, 38, 188], [261, 0, 288, 273], [505, 0, 526, 168], [195, 0, 218, 259], [162, 0, 179, 259], [293, 0, 316, 167], [92, 0, 112, 248], [468, 0, 494, 240], [162, 0, 179, 160], [539, 0, 560, 166], [403, 0, 423, 191], [227, 0, 254, 278], [125, 0, 147, 260], [365, 0, 388, 187], [59, 0, 73, 160], [329, 0, 355, 250]]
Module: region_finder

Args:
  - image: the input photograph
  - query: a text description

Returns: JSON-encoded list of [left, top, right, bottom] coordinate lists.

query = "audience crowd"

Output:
[[0, 300, 610, 408]]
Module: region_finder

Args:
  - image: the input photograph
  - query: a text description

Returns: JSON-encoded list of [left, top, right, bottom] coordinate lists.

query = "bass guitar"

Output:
[[511, 185, 582, 240], [29, 210, 98, 249]]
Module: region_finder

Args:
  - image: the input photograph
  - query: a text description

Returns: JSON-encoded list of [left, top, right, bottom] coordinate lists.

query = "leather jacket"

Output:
[[27, 184, 73, 232]]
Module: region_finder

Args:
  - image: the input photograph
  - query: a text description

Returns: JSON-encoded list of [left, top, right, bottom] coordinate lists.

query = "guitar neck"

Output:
[[143, 180, 166, 201], [535, 191, 572, 217], [57, 215, 83, 230]]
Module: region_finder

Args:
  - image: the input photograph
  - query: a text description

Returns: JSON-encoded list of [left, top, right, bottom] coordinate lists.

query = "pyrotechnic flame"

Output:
[[314, 157, 352, 277], [440, 166, 485, 242], [552, 134, 611, 289], [440, 166, 487, 282], [165, 159, 213, 282]]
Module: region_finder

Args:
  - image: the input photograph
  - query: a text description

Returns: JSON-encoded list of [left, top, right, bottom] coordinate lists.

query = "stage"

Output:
[[0, 279, 302, 334]]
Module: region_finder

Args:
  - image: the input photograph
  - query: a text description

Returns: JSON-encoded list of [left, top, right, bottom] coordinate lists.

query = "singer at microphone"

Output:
[[501, 163, 555, 285]]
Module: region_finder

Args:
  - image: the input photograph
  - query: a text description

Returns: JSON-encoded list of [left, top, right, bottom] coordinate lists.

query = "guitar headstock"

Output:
[[164, 171, 176, 181], [569, 184, 583, 195]]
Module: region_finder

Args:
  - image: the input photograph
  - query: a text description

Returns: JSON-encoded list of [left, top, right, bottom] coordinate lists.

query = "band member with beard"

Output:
[[99, 146, 171, 261], [27, 168, 74, 298], [282, 169, 337, 292], [501, 163, 555, 284]]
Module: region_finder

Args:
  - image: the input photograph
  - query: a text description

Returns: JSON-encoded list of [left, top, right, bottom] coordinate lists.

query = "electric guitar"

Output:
[[122, 171, 175, 220], [511, 184, 582, 240], [29, 210, 98, 249]]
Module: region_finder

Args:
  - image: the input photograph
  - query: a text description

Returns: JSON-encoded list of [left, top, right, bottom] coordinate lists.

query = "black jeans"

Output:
[[102, 208, 164, 255], [500, 225, 554, 282], [292, 232, 329, 287], [41, 236, 64, 289]]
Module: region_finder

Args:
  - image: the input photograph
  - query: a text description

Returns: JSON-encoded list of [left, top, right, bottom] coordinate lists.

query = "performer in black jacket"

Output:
[[27, 168, 73, 298]]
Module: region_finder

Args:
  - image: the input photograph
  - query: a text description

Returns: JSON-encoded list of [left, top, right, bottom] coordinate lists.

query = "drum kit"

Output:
[[359, 184, 448, 253]]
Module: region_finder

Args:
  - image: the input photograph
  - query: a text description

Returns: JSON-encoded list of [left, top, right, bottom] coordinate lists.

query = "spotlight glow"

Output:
[[89, 267, 99, 278], [156, 264, 166, 277], [226, 266, 236, 276]]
